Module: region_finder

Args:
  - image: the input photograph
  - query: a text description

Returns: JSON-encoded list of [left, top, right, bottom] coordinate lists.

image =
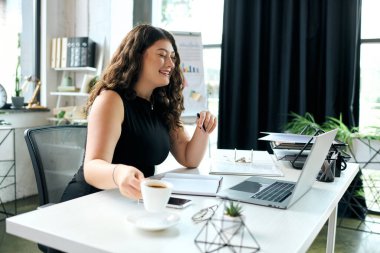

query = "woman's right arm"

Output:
[[83, 90, 144, 199]]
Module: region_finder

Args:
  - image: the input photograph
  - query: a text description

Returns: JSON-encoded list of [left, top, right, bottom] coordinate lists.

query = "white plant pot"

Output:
[[220, 214, 245, 239], [347, 137, 380, 213], [349, 138, 380, 170]]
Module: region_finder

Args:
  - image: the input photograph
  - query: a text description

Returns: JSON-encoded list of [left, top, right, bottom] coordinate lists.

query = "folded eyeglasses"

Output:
[[191, 204, 219, 223]]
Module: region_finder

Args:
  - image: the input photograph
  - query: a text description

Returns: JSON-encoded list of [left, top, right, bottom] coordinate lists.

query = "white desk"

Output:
[[6, 161, 358, 253]]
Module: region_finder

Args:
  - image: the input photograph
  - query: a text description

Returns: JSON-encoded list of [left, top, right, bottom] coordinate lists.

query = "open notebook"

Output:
[[161, 173, 223, 196], [210, 150, 283, 177]]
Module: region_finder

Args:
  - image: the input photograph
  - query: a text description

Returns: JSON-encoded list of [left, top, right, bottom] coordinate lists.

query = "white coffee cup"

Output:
[[141, 180, 173, 213]]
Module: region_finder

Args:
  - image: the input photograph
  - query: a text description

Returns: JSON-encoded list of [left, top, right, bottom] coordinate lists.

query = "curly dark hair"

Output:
[[87, 24, 185, 130]]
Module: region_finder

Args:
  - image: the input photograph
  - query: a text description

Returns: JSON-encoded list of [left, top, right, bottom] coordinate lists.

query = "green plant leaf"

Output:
[[284, 112, 321, 135], [224, 201, 243, 217], [322, 115, 353, 145]]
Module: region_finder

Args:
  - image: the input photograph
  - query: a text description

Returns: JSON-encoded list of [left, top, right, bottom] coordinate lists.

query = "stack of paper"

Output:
[[259, 132, 346, 149], [259, 132, 347, 161]]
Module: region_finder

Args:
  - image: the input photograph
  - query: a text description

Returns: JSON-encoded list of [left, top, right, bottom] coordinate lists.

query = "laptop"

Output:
[[217, 129, 338, 209]]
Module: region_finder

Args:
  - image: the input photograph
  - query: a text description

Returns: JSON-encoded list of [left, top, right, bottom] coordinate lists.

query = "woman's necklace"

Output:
[[150, 97, 154, 110]]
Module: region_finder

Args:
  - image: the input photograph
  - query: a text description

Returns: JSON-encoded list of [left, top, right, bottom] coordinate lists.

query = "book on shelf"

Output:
[[67, 37, 75, 67], [73, 37, 81, 67], [51, 36, 96, 68], [60, 37, 68, 68], [160, 173, 223, 196], [72, 37, 96, 67], [79, 37, 96, 67], [55, 37, 62, 68], [51, 38, 57, 68]]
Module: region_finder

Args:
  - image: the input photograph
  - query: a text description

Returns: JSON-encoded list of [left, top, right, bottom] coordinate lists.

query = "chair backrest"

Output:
[[24, 125, 87, 206]]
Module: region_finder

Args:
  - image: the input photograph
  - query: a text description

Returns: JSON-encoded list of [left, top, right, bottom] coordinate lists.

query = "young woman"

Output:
[[61, 24, 217, 202]]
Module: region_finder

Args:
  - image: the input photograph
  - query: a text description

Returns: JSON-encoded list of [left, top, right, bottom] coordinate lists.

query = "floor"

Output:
[[0, 195, 40, 253], [1, 195, 380, 252]]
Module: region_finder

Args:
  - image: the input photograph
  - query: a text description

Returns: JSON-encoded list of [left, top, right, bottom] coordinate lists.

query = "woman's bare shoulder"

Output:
[[99, 89, 121, 99], [93, 90, 122, 106], [89, 90, 124, 120]]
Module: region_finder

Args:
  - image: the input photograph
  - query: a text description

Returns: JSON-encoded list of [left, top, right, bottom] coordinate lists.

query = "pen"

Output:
[[197, 113, 207, 131]]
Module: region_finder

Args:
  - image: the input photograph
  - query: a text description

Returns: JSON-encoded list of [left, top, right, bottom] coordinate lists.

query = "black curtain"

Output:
[[218, 0, 361, 150]]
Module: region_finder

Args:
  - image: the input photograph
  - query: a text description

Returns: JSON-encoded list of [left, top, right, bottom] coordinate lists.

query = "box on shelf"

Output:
[[57, 86, 80, 92]]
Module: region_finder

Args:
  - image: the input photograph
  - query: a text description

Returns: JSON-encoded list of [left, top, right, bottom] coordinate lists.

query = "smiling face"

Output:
[[137, 39, 176, 92]]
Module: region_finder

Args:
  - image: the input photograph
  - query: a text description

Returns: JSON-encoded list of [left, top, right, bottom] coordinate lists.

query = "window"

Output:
[[152, 0, 224, 116], [0, 0, 38, 105], [359, 0, 380, 133]]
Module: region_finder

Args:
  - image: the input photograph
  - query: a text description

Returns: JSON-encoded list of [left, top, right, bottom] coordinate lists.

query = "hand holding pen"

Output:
[[196, 111, 217, 133]]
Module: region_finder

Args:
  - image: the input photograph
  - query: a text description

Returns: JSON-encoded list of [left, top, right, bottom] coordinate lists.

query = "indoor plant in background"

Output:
[[284, 112, 380, 164], [283, 112, 355, 158], [12, 36, 24, 109], [284, 112, 322, 136], [321, 115, 380, 221], [285, 112, 380, 218]]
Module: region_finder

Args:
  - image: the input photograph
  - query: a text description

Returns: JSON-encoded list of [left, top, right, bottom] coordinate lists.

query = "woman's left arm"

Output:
[[170, 111, 217, 167]]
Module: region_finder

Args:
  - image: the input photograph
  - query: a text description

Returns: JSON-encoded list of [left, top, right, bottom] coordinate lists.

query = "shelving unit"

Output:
[[0, 127, 16, 220], [51, 66, 96, 108], [50, 92, 90, 96], [50, 92, 89, 108], [53, 67, 96, 72], [48, 67, 95, 125], [48, 91, 89, 125]]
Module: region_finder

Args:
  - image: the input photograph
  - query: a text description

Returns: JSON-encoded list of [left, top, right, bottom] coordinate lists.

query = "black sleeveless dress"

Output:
[[60, 93, 171, 202], [113, 95, 170, 176]]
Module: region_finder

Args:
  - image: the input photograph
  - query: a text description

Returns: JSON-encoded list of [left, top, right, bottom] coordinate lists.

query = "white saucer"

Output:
[[127, 211, 180, 231]]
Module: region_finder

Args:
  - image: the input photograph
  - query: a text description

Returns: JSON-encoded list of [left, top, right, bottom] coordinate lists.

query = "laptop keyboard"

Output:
[[252, 182, 295, 203]]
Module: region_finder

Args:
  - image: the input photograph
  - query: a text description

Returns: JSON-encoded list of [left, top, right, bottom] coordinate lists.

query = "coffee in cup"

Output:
[[141, 180, 173, 213]]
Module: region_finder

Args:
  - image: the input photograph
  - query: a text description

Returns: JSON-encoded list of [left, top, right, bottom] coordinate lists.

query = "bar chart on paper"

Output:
[[210, 150, 283, 177]]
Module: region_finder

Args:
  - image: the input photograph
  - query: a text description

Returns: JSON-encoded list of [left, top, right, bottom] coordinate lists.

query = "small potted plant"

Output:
[[221, 201, 244, 237], [224, 201, 243, 218]]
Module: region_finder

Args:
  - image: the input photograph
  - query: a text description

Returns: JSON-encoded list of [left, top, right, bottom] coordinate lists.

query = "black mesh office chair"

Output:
[[24, 125, 87, 207]]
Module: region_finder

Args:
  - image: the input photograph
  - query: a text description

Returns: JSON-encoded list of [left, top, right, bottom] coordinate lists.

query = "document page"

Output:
[[210, 150, 283, 177], [259, 132, 316, 143]]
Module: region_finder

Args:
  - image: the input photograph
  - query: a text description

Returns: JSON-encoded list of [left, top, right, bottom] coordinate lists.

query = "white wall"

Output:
[[41, 0, 133, 109], [109, 0, 134, 57]]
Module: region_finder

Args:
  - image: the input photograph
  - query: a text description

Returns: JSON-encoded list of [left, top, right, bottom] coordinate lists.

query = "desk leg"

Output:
[[326, 206, 337, 253]]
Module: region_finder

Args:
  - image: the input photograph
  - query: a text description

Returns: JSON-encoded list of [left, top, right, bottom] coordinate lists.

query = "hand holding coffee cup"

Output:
[[141, 180, 173, 212]]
